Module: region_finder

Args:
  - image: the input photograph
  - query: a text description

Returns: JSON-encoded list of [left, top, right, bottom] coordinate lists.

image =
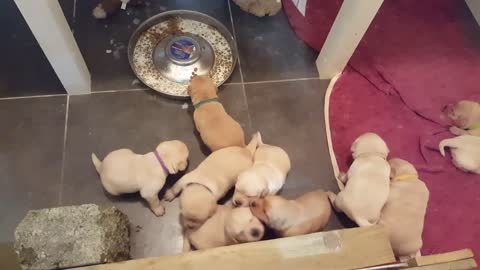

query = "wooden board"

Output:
[[408, 258, 477, 270], [410, 249, 474, 267], [75, 226, 395, 270]]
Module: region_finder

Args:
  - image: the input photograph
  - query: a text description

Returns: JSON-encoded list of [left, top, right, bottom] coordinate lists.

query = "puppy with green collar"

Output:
[[444, 100, 480, 137]]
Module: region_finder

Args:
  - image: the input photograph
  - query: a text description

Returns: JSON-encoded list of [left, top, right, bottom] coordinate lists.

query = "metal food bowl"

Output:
[[128, 10, 238, 99]]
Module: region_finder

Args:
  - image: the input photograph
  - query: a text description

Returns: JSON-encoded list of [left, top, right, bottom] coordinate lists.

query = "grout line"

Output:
[[87, 87, 150, 94], [227, 0, 252, 130], [58, 95, 70, 205], [243, 77, 320, 85], [0, 93, 67, 101]]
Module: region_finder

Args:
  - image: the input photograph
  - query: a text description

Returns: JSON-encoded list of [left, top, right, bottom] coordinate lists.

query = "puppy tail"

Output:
[[438, 138, 457, 157], [91, 153, 102, 173], [246, 132, 261, 156]]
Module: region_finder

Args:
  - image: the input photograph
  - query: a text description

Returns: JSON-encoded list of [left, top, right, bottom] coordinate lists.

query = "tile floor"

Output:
[[1, 0, 351, 258]]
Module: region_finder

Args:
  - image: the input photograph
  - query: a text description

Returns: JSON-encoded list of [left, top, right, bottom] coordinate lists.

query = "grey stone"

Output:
[[14, 204, 130, 270]]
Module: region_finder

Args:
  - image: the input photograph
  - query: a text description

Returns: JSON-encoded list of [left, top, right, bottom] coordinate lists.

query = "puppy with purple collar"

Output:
[[91, 140, 189, 216]]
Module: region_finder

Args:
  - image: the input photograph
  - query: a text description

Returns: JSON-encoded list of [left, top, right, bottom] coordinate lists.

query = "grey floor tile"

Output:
[[61, 85, 249, 257], [0, 1, 67, 98], [74, 0, 241, 92], [245, 79, 353, 230], [0, 96, 67, 241], [230, 1, 319, 82]]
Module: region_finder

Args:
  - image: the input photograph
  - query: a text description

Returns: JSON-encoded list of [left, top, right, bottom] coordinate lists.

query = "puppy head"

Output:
[[156, 140, 189, 174], [188, 75, 218, 103], [225, 207, 264, 243], [351, 132, 389, 159], [180, 184, 216, 229], [444, 100, 478, 129], [232, 171, 268, 207], [388, 158, 418, 180], [250, 196, 289, 231]]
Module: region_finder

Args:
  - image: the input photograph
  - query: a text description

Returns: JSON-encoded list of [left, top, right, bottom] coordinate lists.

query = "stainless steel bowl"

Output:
[[128, 10, 238, 99]]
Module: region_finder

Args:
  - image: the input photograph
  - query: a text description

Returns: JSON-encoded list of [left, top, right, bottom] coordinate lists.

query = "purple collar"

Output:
[[153, 149, 170, 175]]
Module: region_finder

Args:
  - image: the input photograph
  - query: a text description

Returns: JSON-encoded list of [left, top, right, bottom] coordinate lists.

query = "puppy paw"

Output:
[[326, 191, 336, 203], [151, 205, 166, 216], [449, 126, 466, 135], [163, 190, 176, 201]]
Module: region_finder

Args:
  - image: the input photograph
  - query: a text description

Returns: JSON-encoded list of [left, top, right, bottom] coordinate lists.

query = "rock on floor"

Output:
[[14, 204, 130, 270]]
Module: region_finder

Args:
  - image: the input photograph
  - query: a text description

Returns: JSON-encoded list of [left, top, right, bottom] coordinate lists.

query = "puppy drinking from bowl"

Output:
[[188, 75, 246, 151], [328, 132, 390, 226], [164, 134, 259, 229], [444, 100, 480, 137], [232, 132, 291, 207], [439, 135, 480, 174], [250, 190, 331, 237], [91, 140, 189, 216], [379, 158, 429, 261], [183, 206, 264, 251]]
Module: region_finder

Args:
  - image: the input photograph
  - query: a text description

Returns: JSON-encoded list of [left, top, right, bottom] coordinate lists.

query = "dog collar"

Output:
[[153, 149, 170, 175], [468, 123, 480, 130], [393, 174, 417, 181], [193, 97, 219, 109]]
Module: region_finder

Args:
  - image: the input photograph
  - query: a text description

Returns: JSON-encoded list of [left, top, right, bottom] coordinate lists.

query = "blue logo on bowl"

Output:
[[170, 39, 196, 60]]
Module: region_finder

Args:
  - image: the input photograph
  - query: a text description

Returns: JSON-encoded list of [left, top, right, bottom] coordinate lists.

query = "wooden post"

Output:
[[14, 0, 91, 95], [466, 0, 480, 27], [316, 0, 384, 80]]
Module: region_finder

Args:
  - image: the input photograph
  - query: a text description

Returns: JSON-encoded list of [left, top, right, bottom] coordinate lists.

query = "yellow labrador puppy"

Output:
[[232, 132, 291, 207], [379, 159, 429, 261], [184, 206, 264, 251], [189, 75, 245, 151], [328, 132, 390, 226], [164, 134, 259, 229], [250, 190, 331, 237], [439, 135, 480, 174], [444, 100, 480, 136], [91, 140, 189, 216]]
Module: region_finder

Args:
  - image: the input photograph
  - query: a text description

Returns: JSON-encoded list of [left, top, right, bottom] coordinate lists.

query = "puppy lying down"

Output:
[[91, 140, 189, 216], [250, 190, 331, 237], [379, 159, 429, 261], [164, 134, 259, 229], [232, 132, 291, 207], [329, 132, 390, 226], [444, 100, 480, 137], [189, 75, 246, 151], [439, 135, 480, 174], [184, 206, 264, 251]]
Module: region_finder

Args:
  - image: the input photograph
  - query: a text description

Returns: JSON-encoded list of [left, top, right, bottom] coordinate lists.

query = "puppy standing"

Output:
[[328, 132, 390, 226], [164, 134, 259, 229], [444, 100, 480, 137], [439, 135, 480, 174], [232, 132, 291, 207], [184, 206, 264, 251], [250, 190, 331, 237], [91, 140, 189, 216], [189, 76, 246, 151], [379, 159, 429, 261]]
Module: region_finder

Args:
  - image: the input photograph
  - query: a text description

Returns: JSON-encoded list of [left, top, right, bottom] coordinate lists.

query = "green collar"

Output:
[[193, 97, 219, 109], [468, 123, 480, 130]]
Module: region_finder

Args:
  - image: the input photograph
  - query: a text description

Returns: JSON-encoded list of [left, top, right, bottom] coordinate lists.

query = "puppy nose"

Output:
[[442, 104, 452, 112], [250, 200, 257, 207], [233, 199, 242, 206], [250, 228, 261, 238]]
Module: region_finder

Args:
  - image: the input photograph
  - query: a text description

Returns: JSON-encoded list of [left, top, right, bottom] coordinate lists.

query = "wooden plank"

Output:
[[14, 0, 91, 95], [316, 0, 384, 80], [466, 0, 480, 27], [410, 249, 474, 267], [75, 226, 395, 270], [407, 258, 477, 270]]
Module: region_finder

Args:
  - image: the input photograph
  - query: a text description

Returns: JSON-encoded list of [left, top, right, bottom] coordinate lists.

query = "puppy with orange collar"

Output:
[[184, 206, 264, 251], [249, 190, 331, 237], [444, 100, 480, 137], [379, 158, 429, 261], [189, 76, 246, 151]]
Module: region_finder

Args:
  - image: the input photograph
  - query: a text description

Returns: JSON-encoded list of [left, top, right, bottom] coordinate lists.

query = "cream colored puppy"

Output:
[[439, 135, 480, 174], [232, 132, 291, 207], [184, 206, 264, 251], [250, 190, 331, 237], [328, 132, 390, 226], [189, 76, 246, 151], [444, 100, 480, 136], [91, 140, 189, 216], [164, 134, 259, 229], [379, 159, 429, 260]]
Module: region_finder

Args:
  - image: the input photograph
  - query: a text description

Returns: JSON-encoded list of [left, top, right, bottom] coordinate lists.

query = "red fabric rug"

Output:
[[284, 0, 480, 255]]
